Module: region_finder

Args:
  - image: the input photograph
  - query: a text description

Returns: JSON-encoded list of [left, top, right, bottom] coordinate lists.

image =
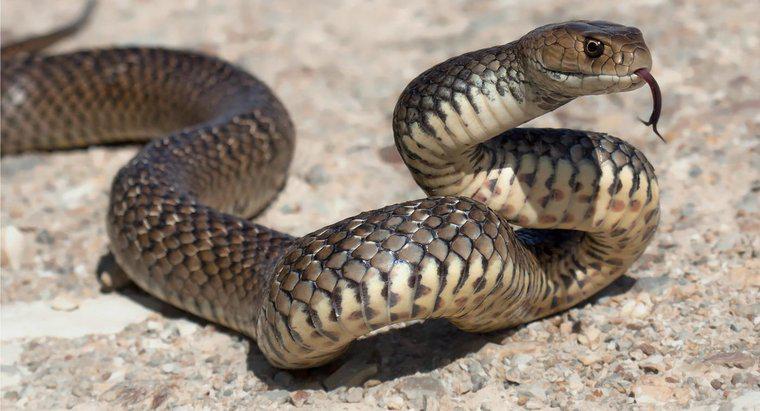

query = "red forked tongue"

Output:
[[634, 68, 665, 142]]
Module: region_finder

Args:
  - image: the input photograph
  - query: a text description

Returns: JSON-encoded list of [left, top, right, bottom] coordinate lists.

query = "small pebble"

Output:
[[633, 383, 673, 404], [637, 343, 657, 356], [638, 354, 667, 374], [50, 295, 79, 312], [261, 389, 290, 405], [385, 394, 406, 410], [304, 164, 330, 185], [290, 390, 310, 406], [705, 351, 755, 369], [2, 225, 28, 270], [344, 387, 363, 403]]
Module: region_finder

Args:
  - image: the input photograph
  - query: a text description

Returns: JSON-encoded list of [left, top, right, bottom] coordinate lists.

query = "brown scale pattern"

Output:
[[2, 20, 661, 369], [255, 197, 544, 367], [393, 43, 525, 135]]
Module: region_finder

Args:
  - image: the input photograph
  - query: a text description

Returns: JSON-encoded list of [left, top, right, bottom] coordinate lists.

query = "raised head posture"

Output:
[[2, 12, 663, 368]]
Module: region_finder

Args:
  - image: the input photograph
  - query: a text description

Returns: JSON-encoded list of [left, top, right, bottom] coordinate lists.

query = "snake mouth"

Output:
[[541, 64, 645, 90], [541, 65, 664, 142], [634, 68, 664, 142]]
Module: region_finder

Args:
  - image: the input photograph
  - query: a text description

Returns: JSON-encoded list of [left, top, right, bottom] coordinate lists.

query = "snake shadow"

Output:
[[97, 251, 636, 392], [250, 273, 636, 392]]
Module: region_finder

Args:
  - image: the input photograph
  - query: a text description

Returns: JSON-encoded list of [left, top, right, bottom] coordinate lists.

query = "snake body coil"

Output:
[[1, 21, 660, 369]]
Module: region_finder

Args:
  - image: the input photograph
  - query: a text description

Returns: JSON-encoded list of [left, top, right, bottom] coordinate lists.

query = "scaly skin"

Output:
[[1, 21, 660, 369]]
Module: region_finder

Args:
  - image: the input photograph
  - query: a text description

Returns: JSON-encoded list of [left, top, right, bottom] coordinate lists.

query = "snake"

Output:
[[1, 10, 663, 369]]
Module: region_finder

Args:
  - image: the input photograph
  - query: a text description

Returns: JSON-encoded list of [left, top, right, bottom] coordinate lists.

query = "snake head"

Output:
[[519, 20, 652, 97]]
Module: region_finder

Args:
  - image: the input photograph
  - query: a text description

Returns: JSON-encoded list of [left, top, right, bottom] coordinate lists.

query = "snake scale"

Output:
[[1, 14, 662, 369]]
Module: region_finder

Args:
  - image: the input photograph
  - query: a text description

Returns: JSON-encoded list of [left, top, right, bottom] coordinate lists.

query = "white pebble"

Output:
[[146, 320, 162, 331], [175, 319, 199, 337], [2, 225, 27, 270], [512, 353, 534, 371], [385, 394, 406, 410], [107, 371, 125, 384], [50, 295, 80, 312]]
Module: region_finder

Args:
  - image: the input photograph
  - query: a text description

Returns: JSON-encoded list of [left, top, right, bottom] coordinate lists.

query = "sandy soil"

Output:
[[1, 0, 758, 409]]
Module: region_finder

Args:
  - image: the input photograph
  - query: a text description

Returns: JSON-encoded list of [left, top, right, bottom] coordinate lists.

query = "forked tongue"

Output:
[[634, 68, 665, 142]]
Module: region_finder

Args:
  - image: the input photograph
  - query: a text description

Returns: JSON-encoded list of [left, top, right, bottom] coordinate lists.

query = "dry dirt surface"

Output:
[[1, 0, 758, 409]]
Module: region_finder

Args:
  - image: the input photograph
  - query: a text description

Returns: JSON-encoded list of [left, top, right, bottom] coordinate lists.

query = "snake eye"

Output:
[[584, 38, 604, 58]]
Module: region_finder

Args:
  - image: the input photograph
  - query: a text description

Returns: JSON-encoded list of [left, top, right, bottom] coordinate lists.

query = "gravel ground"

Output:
[[1, 0, 758, 409]]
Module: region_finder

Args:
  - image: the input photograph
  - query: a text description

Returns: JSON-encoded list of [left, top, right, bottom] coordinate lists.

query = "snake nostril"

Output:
[[631, 48, 653, 74]]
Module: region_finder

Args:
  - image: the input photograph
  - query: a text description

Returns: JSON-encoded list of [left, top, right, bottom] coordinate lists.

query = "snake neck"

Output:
[[392, 44, 571, 195], [393, 44, 660, 318]]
